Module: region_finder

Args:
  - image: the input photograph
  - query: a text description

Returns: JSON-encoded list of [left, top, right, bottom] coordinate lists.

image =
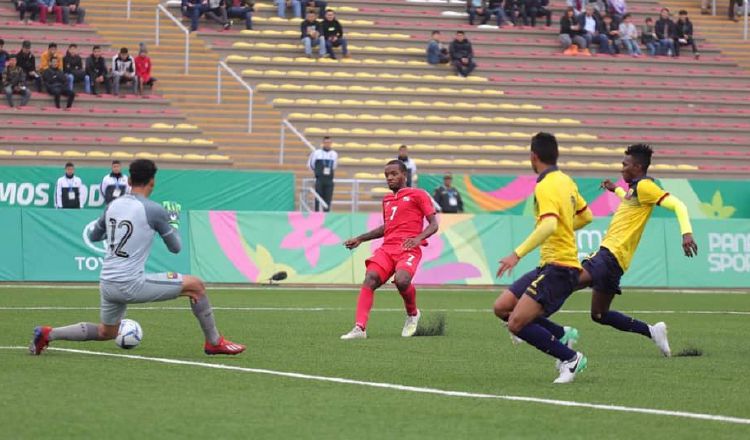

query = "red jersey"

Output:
[[381, 187, 435, 248], [135, 55, 152, 82]]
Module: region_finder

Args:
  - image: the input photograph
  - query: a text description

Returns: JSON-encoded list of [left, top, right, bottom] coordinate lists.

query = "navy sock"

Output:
[[599, 310, 651, 338], [533, 317, 565, 339], [515, 322, 576, 362]]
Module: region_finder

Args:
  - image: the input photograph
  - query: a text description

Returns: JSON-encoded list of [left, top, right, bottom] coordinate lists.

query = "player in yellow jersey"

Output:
[[494, 132, 594, 384], [579, 144, 697, 357]]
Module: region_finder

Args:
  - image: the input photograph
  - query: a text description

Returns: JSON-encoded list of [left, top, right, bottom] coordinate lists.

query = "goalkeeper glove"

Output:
[[162, 201, 182, 229]]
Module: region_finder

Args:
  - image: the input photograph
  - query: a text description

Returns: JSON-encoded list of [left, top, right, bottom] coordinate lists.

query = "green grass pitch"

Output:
[[1, 286, 749, 439]]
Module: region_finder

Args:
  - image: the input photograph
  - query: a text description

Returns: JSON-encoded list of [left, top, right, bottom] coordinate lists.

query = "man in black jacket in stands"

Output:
[[675, 10, 699, 59], [449, 31, 476, 77], [43, 57, 75, 109], [655, 8, 676, 56], [85, 45, 111, 95], [321, 9, 349, 59], [16, 40, 42, 92]]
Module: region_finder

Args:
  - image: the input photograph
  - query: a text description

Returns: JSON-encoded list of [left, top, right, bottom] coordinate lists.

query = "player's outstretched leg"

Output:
[[182, 275, 245, 355], [591, 290, 670, 356], [494, 291, 578, 348], [508, 295, 587, 384], [393, 270, 420, 337], [341, 272, 382, 340], [29, 322, 108, 355]]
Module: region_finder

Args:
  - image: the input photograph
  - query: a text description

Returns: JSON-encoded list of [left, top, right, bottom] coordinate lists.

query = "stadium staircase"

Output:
[[0, 0, 233, 167]]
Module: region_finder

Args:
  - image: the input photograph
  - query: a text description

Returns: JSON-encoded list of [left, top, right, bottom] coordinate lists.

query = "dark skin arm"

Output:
[[402, 213, 439, 250], [344, 225, 384, 249]]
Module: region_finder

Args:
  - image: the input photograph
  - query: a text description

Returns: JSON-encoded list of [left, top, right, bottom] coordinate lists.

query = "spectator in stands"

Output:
[[40, 43, 64, 74], [567, 0, 588, 15], [433, 172, 464, 213], [55, 162, 86, 209], [427, 31, 450, 65], [205, 0, 231, 30], [641, 17, 659, 56], [0, 40, 8, 75], [560, 7, 588, 55], [675, 10, 699, 59], [729, 0, 743, 21], [85, 45, 111, 95], [302, 0, 328, 18], [601, 13, 620, 54], [63, 44, 88, 92], [100, 160, 130, 204], [578, 5, 606, 54], [522, 0, 552, 27], [43, 57, 75, 109], [397, 145, 418, 187], [227, 0, 253, 30], [486, 0, 511, 27], [307, 136, 337, 212], [3, 55, 32, 109], [449, 31, 476, 77], [504, 0, 523, 25], [655, 8, 676, 56], [618, 13, 641, 56], [182, 0, 207, 32], [467, 0, 489, 25], [135, 47, 157, 95], [277, 0, 301, 18], [112, 47, 137, 96], [606, 0, 626, 22], [301, 10, 326, 58], [58, 0, 85, 24], [16, 41, 42, 92], [17, 0, 42, 22], [322, 9, 349, 60], [38, 0, 63, 23]]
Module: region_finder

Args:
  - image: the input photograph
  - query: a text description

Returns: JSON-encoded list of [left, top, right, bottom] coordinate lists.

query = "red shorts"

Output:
[[365, 246, 422, 283]]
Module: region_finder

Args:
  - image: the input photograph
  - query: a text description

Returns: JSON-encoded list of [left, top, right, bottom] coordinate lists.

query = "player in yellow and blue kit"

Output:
[[493, 132, 594, 384], [579, 144, 697, 357]]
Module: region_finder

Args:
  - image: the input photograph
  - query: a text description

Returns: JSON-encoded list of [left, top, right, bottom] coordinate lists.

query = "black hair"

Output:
[[120, 47, 129, 54], [431, 30, 440, 35], [92, 45, 101, 51], [661, 7, 670, 13], [112, 160, 121, 165], [625, 144, 653, 172], [65, 162, 74, 168], [0, 39, 4, 46], [129, 159, 158, 186], [386, 159, 407, 173], [323, 136, 331, 140], [399, 144, 407, 150], [679, 9, 688, 15], [68, 43, 78, 49], [622, 13, 632, 20], [456, 31, 465, 35], [645, 17, 653, 22], [530, 132, 559, 165], [48, 42, 57, 49]]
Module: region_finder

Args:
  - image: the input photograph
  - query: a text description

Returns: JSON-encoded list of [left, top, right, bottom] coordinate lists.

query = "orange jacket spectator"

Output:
[[40, 43, 64, 72]]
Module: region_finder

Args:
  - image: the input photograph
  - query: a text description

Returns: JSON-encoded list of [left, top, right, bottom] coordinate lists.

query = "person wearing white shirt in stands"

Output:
[[307, 136, 338, 212], [397, 145, 418, 187], [55, 162, 87, 209], [100, 160, 130, 205]]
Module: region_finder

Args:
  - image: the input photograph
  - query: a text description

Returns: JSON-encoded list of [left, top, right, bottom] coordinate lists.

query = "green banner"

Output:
[[418, 174, 750, 219], [20, 209, 190, 281], [0, 209, 23, 280], [0, 166, 295, 211]]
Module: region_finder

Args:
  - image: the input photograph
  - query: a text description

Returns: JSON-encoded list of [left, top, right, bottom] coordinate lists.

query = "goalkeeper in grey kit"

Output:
[[30, 159, 245, 356]]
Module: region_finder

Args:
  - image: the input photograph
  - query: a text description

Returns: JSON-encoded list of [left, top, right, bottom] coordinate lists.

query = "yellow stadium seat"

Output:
[[371, 187, 389, 194], [295, 98, 317, 105], [14, 150, 37, 156], [301, 85, 324, 91], [259, 84, 280, 90], [183, 154, 206, 160], [459, 145, 481, 151], [166, 138, 189, 144], [342, 99, 364, 106], [488, 132, 508, 137], [38, 150, 61, 157], [319, 99, 341, 105], [498, 160, 523, 167], [430, 159, 452, 165], [476, 103, 497, 109], [226, 53, 248, 60], [120, 137, 142, 143], [480, 145, 504, 151], [0, 150, 12, 156], [191, 139, 214, 145], [208, 155, 229, 161], [136, 152, 159, 159], [470, 116, 493, 123], [176, 124, 197, 130], [477, 159, 497, 166], [677, 164, 698, 170], [338, 157, 360, 164], [111, 151, 134, 159], [361, 157, 382, 164], [159, 153, 183, 160], [151, 123, 173, 129], [63, 150, 85, 157], [351, 128, 371, 134], [465, 131, 485, 137], [86, 151, 109, 158], [509, 132, 530, 138], [288, 113, 311, 119], [420, 130, 441, 136], [448, 116, 470, 122], [381, 115, 400, 121]]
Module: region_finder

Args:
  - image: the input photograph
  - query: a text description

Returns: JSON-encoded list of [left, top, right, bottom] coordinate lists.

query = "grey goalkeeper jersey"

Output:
[[88, 194, 181, 282]]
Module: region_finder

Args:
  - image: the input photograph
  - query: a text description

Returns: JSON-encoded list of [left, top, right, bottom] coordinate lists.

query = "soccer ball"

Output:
[[115, 319, 143, 349]]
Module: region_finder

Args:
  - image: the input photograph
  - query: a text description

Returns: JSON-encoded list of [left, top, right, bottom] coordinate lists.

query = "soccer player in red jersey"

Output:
[[340, 160, 439, 339]]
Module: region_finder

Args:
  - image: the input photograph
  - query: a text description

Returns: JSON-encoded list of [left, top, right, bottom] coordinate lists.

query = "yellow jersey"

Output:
[[601, 178, 668, 271], [534, 167, 588, 269]]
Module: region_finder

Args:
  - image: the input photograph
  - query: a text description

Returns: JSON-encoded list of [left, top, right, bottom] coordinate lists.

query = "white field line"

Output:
[[0, 345, 748, 426], [0, 306, 748, 315], [0, 284, 747, 295]]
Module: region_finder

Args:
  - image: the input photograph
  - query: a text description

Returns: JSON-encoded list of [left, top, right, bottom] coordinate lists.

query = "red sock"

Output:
[[400, 284, 418, 316], [355, 285, 374, 329]]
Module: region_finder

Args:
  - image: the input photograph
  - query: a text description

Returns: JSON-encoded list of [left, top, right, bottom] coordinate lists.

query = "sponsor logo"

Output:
[[708, 233, 750, 273]]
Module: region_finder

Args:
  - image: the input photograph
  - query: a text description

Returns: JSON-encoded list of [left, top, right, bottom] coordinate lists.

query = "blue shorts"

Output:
[[508, 265, 580, 316], [582, 247, 624, 295]]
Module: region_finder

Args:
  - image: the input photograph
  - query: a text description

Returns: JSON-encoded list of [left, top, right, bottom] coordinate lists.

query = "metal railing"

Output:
[[279, 119, 316, 165], [299, 186, 330, 212], [217, 61, 254, 133], [155, 4, 190, 74], [745, 0, 749, 41]]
